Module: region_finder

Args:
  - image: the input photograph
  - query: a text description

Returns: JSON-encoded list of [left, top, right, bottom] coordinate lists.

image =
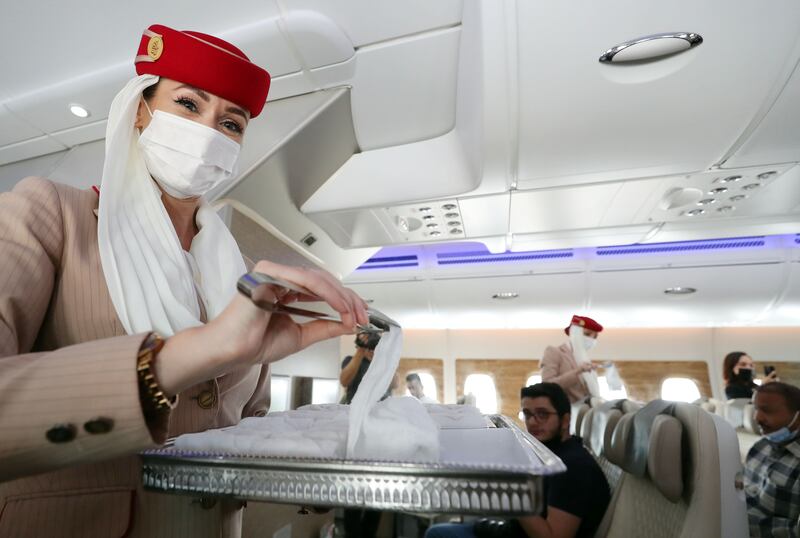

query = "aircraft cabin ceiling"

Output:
[[2, 1, 800, 280]]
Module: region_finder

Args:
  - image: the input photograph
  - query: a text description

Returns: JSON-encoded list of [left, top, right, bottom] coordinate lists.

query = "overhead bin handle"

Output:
[[599, 32, 703, 63]]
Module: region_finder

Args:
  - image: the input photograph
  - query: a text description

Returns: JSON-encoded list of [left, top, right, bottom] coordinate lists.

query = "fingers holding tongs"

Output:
[[237, 271, 396, 334]]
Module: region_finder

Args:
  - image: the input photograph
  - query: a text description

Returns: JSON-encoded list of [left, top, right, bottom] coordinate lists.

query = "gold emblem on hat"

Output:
[[147, 36, 164, 61], [579, 319, 585, 326]]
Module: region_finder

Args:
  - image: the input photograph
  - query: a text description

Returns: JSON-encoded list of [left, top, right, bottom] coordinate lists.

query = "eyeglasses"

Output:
[[520, 409, 559, 422]]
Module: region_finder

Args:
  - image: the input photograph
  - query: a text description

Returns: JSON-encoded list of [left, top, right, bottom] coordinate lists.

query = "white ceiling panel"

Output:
[[49, 119, 108, 148], [0, 105, 43, 146], [589, 263, 786, 326], [46, 141, 105, 190], [510, 183, 624, 233], [282, 0, 463, 48], [0, 136, 67, 167], [515, 1, 800, 184], [0, 151, 67, 193], [725, 60, 800, 168], [428, 273, 585, 329], [0, 0, 281, 98], [757, 260, 800, 325]]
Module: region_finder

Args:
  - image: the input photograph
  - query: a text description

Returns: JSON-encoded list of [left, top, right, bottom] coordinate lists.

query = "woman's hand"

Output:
[[155, 260, 368, 396], [577, 362, 595, 373], [763, 370, 779, 384]]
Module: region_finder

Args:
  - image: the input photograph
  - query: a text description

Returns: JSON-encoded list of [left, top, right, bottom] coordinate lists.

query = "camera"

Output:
[[355, 331, 381, 351]]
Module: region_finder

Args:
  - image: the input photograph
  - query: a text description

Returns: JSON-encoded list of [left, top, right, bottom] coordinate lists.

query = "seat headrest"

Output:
[[647, 414, 684, 502], [742, 403, 759, 435], [607, 412, 635, 468], [621, 400, 642, 414], [624, 400, 676, 476], [587, 405, 623, 457], [580, 408, 595, 449]]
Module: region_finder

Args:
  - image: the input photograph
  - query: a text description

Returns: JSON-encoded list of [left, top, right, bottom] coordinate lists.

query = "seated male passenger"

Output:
[[407, 372, 437, 403], [425, 382, 610, 538], [744, 382, 800, 537]]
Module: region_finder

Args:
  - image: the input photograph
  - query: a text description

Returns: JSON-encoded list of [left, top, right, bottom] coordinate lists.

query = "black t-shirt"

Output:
[[725, 383, 754, 400], [541, 436, 611, 538], [341, 355, 391, 404]]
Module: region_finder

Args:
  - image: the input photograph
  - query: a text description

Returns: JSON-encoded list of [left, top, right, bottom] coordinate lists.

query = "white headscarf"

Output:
[[569, 325, 601, 397], [97, 75, 246, 336]]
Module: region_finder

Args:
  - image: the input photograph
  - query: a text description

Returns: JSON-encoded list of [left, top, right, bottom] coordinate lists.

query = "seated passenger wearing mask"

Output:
[[425, 382, 610, 538], [541, 315, 603, 403], [744, 382, 800, 537]]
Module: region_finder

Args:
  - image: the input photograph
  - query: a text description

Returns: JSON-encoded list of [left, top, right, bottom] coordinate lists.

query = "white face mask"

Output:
[[138, 105, 241, 199], [583, 336, 597, 351]]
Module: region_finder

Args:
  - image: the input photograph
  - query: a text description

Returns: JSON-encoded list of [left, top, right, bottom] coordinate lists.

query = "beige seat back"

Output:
[[572, 396, 604, 435], [599, 401, 748, 538], [736, 402, 760, 461], [723, 398, 751, 429]]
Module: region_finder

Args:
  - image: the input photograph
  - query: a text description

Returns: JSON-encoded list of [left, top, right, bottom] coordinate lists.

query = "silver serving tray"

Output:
[[141, 415, 565, 516]]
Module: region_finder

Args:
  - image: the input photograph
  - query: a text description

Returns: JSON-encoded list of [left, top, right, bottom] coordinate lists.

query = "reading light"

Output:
[[69, 104, 90, 118], [664, 287, 696, 295]]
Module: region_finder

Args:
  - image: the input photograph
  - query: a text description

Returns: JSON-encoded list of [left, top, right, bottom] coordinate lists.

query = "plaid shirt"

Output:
[[744, 436, 800, 537]]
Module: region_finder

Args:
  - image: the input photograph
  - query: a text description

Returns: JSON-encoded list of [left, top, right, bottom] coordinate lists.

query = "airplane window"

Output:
[[661, 377, 701, 403], [405, 372, 438, 401], [269, 375, 291, 413], [464, 374, 498, 414], [598, 376, 628, 400], [525, 374, 542, 387], [312, 378, 341, 405]]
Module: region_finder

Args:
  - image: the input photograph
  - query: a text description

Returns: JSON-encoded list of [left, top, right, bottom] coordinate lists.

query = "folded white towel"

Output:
[[175, 324, 444, 462], [424, 403, 489, 429]]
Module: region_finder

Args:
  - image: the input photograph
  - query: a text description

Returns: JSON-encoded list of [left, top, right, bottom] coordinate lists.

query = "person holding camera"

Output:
[[723, 351, 779, 400], [339, 331, 388, 405]]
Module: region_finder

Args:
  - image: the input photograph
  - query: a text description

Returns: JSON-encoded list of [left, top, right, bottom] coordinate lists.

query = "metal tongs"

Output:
[[237, 271, 395, 334]]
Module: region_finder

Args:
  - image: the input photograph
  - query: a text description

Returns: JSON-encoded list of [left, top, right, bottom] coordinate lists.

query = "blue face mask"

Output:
[[763, 411, 800, 444]]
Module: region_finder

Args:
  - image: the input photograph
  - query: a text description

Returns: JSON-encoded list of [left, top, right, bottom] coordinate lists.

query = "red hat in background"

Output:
[[564, 315, 603, 335], [135, 24, 271, 117]]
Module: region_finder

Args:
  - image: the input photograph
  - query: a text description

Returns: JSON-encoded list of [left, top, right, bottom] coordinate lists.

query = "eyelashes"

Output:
[[172, 95, 244, 134]]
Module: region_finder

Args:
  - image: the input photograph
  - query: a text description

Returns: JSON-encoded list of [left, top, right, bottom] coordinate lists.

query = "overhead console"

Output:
[[299, 1, 800, 254]]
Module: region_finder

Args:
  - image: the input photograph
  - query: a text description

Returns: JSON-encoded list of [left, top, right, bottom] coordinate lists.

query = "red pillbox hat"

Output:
[[135, 24, 271, 117], [564, 315, 603, 335]]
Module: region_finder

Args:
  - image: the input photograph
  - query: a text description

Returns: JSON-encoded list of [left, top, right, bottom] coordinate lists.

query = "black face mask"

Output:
[[735, 368, 753, 383]]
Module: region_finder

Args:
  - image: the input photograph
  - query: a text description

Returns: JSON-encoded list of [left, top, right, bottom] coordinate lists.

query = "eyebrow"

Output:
[[176, 84, 249, 123]]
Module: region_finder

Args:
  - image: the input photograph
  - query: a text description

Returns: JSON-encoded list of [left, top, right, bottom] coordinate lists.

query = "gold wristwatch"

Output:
[[137, 333, 176, 417]]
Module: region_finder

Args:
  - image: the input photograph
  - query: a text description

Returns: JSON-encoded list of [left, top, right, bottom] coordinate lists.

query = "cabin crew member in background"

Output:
[[0, 24, 368, 538], [744, 382, 800, 537], [723, 351, 778, 399], [541, 315, 603, 403], [407, 373, 437, 403], [425, 382, 611, 538]]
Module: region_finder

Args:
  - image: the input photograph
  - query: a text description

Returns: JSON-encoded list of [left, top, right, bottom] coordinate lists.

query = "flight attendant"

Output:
[[0, 24, 368, 537], [541, 315, 603, 403]]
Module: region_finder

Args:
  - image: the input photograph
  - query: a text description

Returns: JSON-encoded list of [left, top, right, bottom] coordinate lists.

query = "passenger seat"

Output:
[[597, 401, 748, 538], [571, 396, 604, 435]]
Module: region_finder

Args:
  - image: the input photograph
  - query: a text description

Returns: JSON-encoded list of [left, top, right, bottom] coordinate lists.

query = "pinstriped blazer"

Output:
[[0, 177, 270, 537], [540, 343, 590, 403]]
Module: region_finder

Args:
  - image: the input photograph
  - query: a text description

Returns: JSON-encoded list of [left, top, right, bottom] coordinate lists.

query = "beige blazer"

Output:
[[540, 342, 589, 403], [0, 177, 270, 537]]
